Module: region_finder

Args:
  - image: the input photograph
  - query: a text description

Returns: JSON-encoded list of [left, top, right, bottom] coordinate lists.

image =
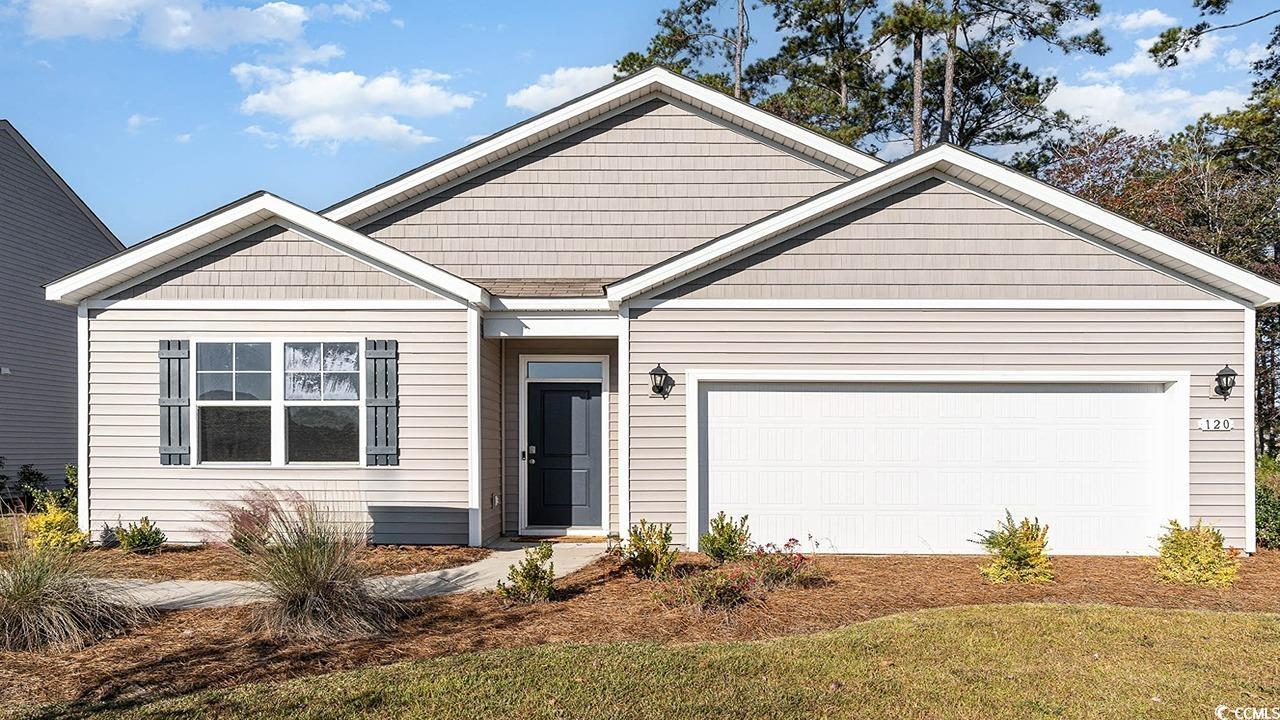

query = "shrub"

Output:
[[15, 465, 48, 513], [700, 512, 751, 565], [0, 527, 152, 651], [24, 507, 88, 552], [620, 520, 678, 579], [496, 542, 555, 603], [973, 511, 1054, 584], [1155, 519, 1239, 587], [241, 490, 401, 640], [1257, 456, 1280, 549], [115, 517, 167, 554], [660, 566, 760, 613], [746, 539, 827, 589], [208, 486, 278, 554]]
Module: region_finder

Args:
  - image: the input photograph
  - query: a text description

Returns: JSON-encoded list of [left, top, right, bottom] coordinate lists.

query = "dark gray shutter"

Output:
[[158, 340, 191, 465], [366, 339, 399, 466]]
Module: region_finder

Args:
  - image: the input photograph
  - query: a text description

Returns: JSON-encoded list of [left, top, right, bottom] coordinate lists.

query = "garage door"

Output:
[[698, 382, 1179, 555]]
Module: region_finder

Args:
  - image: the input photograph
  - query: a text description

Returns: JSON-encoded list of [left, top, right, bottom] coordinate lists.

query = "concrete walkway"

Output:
[[108, 541, 605, 610]]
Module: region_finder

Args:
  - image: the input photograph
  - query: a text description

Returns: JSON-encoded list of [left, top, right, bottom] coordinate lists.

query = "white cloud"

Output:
[[243, 124, 282, 148], [390, 17, 403, 28], [1116, 9, 1176, 32], [506, 65, 615, 113], [126, 112, 158, 132], [1048, 81, 1247, 134], [1083, 33, 1225, 80], [312, 0, 387, 21], [1226, 42, 1266, 70], [174, 132, 192, 142], [235, 65, 475, 149]]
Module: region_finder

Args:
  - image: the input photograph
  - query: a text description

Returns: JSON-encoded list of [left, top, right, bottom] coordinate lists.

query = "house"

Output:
[[1, 120, 122, 487], [45, 68, 1280, 554]]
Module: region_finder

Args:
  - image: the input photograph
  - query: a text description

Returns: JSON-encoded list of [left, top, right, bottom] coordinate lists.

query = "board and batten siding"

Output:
[[111, 225, 442, 301], [86, 308, 469, 544], [365, 99, 847, 285], [658, 178, 1214, 301], [627, 308, 1249, 548], [501, 338, 619, 535]]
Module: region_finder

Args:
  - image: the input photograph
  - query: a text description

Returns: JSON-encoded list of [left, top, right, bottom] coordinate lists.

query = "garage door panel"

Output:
[[701, 382, 1176, 555]]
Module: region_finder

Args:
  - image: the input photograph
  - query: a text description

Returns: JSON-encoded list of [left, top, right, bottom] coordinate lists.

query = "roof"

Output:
[[606, 143, 1280, 308], [1, 119, 123, 251], [476, 279, 608, 298], [321, 66, 884, 227]]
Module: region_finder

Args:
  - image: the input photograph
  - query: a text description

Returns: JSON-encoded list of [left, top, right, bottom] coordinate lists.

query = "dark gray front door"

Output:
[[527, 382, 602, 527]]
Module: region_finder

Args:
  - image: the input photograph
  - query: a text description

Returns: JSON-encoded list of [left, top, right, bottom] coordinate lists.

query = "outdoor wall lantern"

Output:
[[649, 364, 672, 398], [1215, 364, 1238, 400]]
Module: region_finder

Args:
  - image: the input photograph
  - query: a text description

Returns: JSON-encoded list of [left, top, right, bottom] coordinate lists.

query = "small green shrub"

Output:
[[1155, 519, 1239, 587], [497, 542, 555, 603], [659, 566, 760, 613], [700, 512, 751, 565], [747, 539, 827, 589], [115, 517, 167, 554], [974, 511, 1054, 584], [24, 507, 88, 552], [1257, 456, 1280, 549], [620, 520, 678, 579], [16, 465, 48, 512]]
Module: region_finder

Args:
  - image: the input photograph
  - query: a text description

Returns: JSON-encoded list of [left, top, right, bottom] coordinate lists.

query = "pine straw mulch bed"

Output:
[[0, 544, 489, 582], [5, 551, 1280, 713]]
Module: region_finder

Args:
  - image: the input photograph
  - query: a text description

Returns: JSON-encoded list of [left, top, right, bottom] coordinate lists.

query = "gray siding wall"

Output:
[[479, 336, 503, 544], [0, 124, 119, 483], [86, 308, 469, 544], [628, 308, 1248, 548], [502, 338, 619, 535], [112, 225, 442, 301], [366, 100, 846, 285], [659, 178, 1214, 301]]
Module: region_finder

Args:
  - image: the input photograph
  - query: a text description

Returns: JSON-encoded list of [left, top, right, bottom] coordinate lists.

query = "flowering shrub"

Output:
[[747, 539, 827, 589], [1155, 520, 1239, 587]]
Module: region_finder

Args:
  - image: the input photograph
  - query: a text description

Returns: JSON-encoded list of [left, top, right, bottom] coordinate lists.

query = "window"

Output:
[[284, 342, 361, 463], [195, 342, 272, 463]]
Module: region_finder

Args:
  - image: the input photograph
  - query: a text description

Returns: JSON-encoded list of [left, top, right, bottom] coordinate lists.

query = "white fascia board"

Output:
[[321, 67, 882, 225], [483, 313, 623, 338]]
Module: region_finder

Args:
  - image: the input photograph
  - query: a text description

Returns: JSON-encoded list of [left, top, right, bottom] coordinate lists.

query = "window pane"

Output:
[[324, 373, 360, 400], [196, 372, 233, 400], [526, 361, 602, 379], [199, 407, 271, 463], [235, 372, 272, 401], [196, 343, 232, 371], [323, 343, 360, 372], [285, 343, 321, 372], [285, 372, 322, 400], [287, 406, 359, 462], [235, 342, 271, 372]]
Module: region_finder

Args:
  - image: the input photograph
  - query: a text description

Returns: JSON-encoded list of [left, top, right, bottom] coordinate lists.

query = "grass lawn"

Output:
[[33, 603, 1280, 720]]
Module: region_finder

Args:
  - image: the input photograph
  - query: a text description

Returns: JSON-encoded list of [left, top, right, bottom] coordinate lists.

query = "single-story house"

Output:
[[46, 68, 1280, 554]]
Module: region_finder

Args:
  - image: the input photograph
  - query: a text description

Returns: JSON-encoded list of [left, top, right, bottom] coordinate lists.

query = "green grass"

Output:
[[30, 604, 1280, 720]]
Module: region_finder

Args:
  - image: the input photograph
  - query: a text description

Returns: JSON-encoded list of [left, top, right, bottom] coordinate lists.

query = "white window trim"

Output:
[[518, 354, 611, 537], [190, 336, 369, 469]]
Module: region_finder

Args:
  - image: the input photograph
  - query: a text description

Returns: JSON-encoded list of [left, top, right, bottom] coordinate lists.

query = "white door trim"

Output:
[[684, 369, 1192, 552], [518, 354, 611, 536]]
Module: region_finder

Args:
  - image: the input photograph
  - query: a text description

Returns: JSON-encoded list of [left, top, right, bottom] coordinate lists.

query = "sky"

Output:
[[0, 0, 1273, 245]]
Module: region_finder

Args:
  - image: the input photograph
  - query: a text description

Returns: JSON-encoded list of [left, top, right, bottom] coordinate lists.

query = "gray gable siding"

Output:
[[0, 122, 120, 484], [111, 225, 443, 301], [365, 100, 848, 287], [657, 178, 1215, 301]]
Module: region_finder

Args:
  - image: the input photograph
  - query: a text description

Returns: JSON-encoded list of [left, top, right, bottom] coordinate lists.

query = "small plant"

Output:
[[208, 486, 278, 554], [973, 511, 1054, 584], [1155, 519, 1239, 587], [700, 512, 751, 565], [660, 566, 760, 613], [0, 525, 152, 651], [620, 520, 678, 579], [746, 539, 827, 589], [115, 517, 167, 554], [1257, 456, 1280, 549], [496, 542, 555, 603], [98, 523, 120, 549], [24, 507, 88, 552], [15, 465, 49, 512], [0, 457, 9, 507]]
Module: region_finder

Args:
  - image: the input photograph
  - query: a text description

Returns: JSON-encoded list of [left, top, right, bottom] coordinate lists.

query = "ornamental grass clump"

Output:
[[239, 490, 401, 640], [1155, 519, 1239, 587], [208, 486, 277, 555], [700, 512, 751, 565], [974, 511, 1054, 584], [496, 542, 555, 604], [0, 526, 151, 651], [619, 520, 678, 579]]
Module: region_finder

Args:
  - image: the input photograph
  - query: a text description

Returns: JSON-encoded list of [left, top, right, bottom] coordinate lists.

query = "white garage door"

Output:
[[699, 382, 1179, 555]]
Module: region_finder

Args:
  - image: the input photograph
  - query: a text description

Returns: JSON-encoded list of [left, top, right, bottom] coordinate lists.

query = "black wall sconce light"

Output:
[[1215, 364, 1237, 400], [649, 364, 674, 398]]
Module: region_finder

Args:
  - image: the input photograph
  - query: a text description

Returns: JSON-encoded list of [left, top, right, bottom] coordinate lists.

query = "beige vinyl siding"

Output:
[[366, 100, 846, 285], [86, 308, 469, 544], [628, 308, 1248, 548], [658, 178, 1214, 301], [111, 225, 442, 301], [0, 123, 120, 483], [479, 336, 503, 544], [502, 339, 619, 535]]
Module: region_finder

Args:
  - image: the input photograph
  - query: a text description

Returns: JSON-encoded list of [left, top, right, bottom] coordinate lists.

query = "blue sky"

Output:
[[0, 0, 1272, 244]]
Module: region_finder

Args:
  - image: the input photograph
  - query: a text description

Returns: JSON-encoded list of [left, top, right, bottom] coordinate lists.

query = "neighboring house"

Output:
[[1, 120, 122, 487], [45, 68, 1280, 554]]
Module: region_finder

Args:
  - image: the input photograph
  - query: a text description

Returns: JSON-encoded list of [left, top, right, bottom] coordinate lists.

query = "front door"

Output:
[[526, 382, 602, 528]]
